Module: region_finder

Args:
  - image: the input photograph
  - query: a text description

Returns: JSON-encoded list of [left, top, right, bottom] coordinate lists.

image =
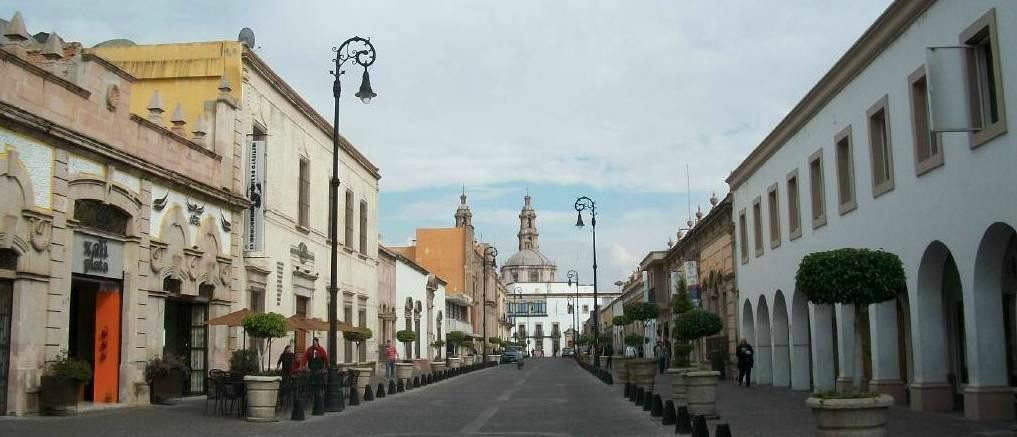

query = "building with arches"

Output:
[[728, 0, 1017, 420]]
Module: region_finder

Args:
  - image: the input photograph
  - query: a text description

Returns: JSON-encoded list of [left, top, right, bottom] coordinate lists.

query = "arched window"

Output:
[[0, 248, 17, 270], [74, 199, 129, 235], [163, 277, 182, 294]]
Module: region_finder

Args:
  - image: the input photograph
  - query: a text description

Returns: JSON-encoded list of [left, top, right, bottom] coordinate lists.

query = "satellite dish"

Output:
[[238, 27, 255, 48]]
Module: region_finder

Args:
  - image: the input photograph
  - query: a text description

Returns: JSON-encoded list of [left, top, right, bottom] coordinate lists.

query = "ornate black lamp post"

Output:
[[566, 269, 579, 350], [325, 37, 376, 412], [574, 196, 599, 368], [483, 246, 498, 363]]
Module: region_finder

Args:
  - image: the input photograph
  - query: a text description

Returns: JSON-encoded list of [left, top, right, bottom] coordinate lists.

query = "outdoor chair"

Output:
[[203, 369, 226, 415]]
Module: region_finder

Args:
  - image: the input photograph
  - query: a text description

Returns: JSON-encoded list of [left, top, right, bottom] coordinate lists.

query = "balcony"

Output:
[[445, 318, 474, 337]]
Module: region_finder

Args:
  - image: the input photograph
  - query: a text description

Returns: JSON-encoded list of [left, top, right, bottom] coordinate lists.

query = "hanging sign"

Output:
[[245, 140, 266, 252]]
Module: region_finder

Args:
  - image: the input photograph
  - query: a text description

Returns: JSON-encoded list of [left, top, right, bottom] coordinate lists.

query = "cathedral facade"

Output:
[[501, 195, 556, 283]]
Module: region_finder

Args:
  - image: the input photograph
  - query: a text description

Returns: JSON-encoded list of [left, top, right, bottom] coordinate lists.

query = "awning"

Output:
[[287, 315, 361, 333], [206, 308, 253, 327]]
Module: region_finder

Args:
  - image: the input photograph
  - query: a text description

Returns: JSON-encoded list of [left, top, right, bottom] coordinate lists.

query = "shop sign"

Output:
[[72, 233, 124, 279]]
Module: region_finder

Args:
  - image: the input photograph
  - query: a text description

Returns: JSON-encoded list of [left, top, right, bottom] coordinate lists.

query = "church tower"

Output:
[[454, 188, 472, 228], [502, 194, 556, 283], [518, 194, 538, 250]]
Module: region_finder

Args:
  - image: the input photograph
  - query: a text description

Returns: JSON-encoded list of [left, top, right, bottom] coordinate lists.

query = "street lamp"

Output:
[[566, 269, 579, 351], [574, 196, 599, 368], [483, 246, 498, 363], [325, 37, 376, 412]]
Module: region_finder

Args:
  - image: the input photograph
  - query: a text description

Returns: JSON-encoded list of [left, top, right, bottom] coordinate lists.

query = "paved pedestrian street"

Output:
[[0, 359, 669, 437]]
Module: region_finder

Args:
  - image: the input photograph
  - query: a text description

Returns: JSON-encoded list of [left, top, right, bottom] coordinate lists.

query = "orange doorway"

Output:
[[69, 277, 121, 403]]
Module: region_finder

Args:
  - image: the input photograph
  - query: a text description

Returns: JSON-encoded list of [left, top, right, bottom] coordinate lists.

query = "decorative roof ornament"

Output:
[[667, 237, 674, 248], [695, 205, 703, 223], [709, 192, 719, 207], [146, 90, 165, 124], [170, 103, 186, 135], [4, 11, 29, 42], [191, 114, 209, 145], [218, 76, 231, 95], [677, 229, 685, 240], [40, 32, 63, 59], [686, 218, 694, 228]]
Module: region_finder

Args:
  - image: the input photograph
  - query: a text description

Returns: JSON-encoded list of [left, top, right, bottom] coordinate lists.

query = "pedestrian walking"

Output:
[[384, 339, 399, 379], [663, 340, 671, 369], [736, 338, 754, 387], [277, 344, 295, 383], [604, 343, 614, 369], [654, 341, 666, 374], [304, 337, 329, 373]]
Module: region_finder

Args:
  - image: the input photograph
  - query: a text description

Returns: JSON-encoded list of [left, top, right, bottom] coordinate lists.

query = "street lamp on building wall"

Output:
[[574, 196, 599, 368], [483, 246, 498, 363], [566, 269, 579, 350], [325, 37, 376, 412]]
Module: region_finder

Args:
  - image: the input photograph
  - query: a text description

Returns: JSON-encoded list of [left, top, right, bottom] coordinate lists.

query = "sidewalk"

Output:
[[630, 370, 1017, 437]]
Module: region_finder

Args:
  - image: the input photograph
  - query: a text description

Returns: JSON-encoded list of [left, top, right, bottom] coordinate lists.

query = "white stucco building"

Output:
[[389, 248, 446, 362], [505, 281, 604, 356], [728, 0, 1017, 420]]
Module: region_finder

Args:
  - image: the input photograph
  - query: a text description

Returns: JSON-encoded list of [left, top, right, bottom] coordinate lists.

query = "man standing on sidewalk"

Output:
[[384, 339, 399, 379], [736, 339, 754, 387]]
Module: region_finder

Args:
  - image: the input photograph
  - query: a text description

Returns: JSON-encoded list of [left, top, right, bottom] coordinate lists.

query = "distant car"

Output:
[[561, 347, 575, 357], [500, 346, 524, 363]]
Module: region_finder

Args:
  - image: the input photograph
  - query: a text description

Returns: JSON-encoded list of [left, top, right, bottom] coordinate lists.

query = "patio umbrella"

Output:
[[207, 308, 253, 346]]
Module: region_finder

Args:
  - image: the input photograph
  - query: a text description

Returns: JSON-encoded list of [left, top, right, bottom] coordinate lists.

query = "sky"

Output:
[[14, 0, 891, 287]]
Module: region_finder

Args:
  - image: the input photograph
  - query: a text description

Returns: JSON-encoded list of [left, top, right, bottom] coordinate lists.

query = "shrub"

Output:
[[488, 337, 502, 345], [624, 302, 659, 356], [396, 329, 417, 344], [144, 353, 187, 383], [674, 310, 723, 342], [229, 349, 259, 376], [242, 312, 288, 372], [47, 350, 92, 382], [431, 339, 446, 359], [446, 330, 466, 354], [612, 315, 631, 327], [624, 333, 645, 348], [343, 328, 373, 362], [671, 277, 695, 367]]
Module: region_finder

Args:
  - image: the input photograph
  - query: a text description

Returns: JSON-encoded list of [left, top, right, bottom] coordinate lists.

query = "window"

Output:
[[358, 307, 367, 361], [738, 209, 749, 264], [343, 304, 353, 363], [962, 8, 1006, 147], [359, 200, 368, 254], [834, 127, 856, 214], [809, 149, 827, 229], [344, 190, 354, 247], [867, 96, 895, 197], [582, 304, 589, 314], [528, 270, 538, 282], [908, 66, 943, 176], [767, 184, 780, 249], [248, 288, 265, 313], [752, 196, 763, 257], [297, 158, 310, 229], [786, 169, 802, 240]]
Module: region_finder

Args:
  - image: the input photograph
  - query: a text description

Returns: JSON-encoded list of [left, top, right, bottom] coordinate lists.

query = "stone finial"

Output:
[[695, 205, 703, 222], [40, 32, 64, 59], [170, 103, 186, 135], [218, 75, 231, 96], [4, 12, 29, 42], [146, 90, 165, 124], [191, 114, 209, 145], [677, 229, 684, 240], [686, 218, 694, 228], [709, 192, 719, 207]]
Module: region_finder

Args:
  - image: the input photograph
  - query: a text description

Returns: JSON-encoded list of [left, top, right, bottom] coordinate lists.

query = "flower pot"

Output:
[[395, 363, 414, 382], [685, 370, 720, 417], [448, 357, 462, 369], [613, 357, 629, 384], [430, 361, 447, 374], [40, 375, 84, 416], [667, 367, 697, 407], [353, 367, 374, 392], [149, 368, 185, 405], [628, 358, 657, 390], [486, 354, 499, 364], [243, 375, 281, 422], [806, 394, 894, 437]]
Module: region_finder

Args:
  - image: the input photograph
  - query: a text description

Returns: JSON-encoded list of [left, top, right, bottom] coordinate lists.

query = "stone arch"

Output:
[[756, 295, 772, 385], [790, 288, 812, 390], [741, 298, 755, 350], [772, 290, 791, 387], [67, 176, 141, 237], [969, 223, 1017, 397], [913, 241, 961, 412]]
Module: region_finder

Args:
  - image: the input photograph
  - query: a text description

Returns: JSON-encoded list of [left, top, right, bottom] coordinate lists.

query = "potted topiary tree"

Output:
[[446, 331, 466, 368], [145, 353, 188, 405], [668, 277, 697, 407], [675, 309, 724, 417], [395, 329, 417, 382], [623, 302, 660, 391], [611, 315, 632, 384], [241, 312, 287, 422], [430, 340, 447, 373], [487, 337, 502, 363], [797, 248, 904, 436], [344, 328, 374, 393], [462, 339, 476, 364], [229, 349, 260, 376], [40, 350, 92, 415]]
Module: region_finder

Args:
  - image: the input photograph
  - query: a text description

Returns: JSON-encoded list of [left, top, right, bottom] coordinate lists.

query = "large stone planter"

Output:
[[667, 367, 697, 407], [353, 367, 374, 392], [395, 362, 414, 381], [430, 361, 447, 373], [448, 357, 463, 369], [487, 354, 499, 364], [806, 394, 894, 437], [628, 358, 657, 390], [613, 357, 629, 384], [686, 370, 720, 417], [243, 376, 281, 422]]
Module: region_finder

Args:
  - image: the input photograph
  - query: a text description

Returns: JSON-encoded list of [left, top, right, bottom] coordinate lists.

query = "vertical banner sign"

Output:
[[245, 140, 266, 252], [682, 261, 700, 307]]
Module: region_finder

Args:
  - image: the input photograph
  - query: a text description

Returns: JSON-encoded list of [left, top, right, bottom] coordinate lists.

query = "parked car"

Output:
[[500, 346, 524, 363], [561, 347, 575, 357]]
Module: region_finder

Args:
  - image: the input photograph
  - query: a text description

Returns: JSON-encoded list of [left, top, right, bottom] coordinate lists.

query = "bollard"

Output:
[[605, 372, 613, 385], [676, 406, 692, 434], [377, 383, 386, 398], [312, 386, 325, 416], [651, 394, 663, 417], [635, 387, 645, 406], [642, 390, 653, 412], [388, 380, 396, 395], [291, 396, 305, 421], [662, 400, 676, 425], [624, 382, 631, 398], [348, 382, 360, 406], [413, 376, 420, 388], [397, 379, 405, 392], [364, 384, 374, 401], [336, 373, 346, 412], [714, 423, 732, 437], [692, 415, 709, 437], [629, 385, 639, 402]]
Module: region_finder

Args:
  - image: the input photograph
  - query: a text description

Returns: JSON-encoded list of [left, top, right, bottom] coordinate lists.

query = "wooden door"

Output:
[[295, 296, 309, 353]]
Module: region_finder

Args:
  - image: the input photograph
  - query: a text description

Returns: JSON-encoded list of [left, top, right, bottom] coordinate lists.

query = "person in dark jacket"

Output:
[[604, 343, 614, 368], [736, 338, 754, 387]]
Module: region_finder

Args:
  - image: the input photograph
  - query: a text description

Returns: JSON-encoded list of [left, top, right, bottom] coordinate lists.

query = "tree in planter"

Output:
[[611, 315, 631, 355], [396, 329, 417, 361], [447, 330, 467, 357], [41, 350, 92, 413], [431, 339, 446, 360], [674, 309, 723, 366], [343, 327, 373, 364], [623, 302, 659, 357], [242, 312, 288, 372], [229, 349, 260, 375], [796, 248, 905, 394], [462, 339, 476, 356], [487, 337, 502, 354], [671, 277, 694, 367]]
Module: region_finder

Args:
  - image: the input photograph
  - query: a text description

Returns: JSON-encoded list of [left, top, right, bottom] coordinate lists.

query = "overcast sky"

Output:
[[15, 1, 890, 286]]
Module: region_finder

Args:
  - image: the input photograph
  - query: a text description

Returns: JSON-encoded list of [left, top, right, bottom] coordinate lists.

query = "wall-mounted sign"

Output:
[[682, 260, 699, 287], [245, 140, 266, 252], [72, 233, 124, 279]]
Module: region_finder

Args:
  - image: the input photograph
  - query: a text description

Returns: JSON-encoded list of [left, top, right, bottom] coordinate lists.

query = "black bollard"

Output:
[[624, 382, 631, 398], [377, 383, 386, 398], [714, 423, 732, 437], [651, 394, 663, 417], [364, 384, 374, 401], [348, 383, 360, 406], [642, 390, 654, 412], [676, 406, 692, 434], [413, 376, 420, 388], [635, 387, 645, 406], [629, 385, 639, 402], [388, 380, 396, 395], [291, 396, 305, 421], [336, 373, 346, 412], [662, 400, 676, 425], [312, 387, 325, 416], [605, 372, 613, 385], [692, 415, 709, 437], [397, 379, 405, 392]]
